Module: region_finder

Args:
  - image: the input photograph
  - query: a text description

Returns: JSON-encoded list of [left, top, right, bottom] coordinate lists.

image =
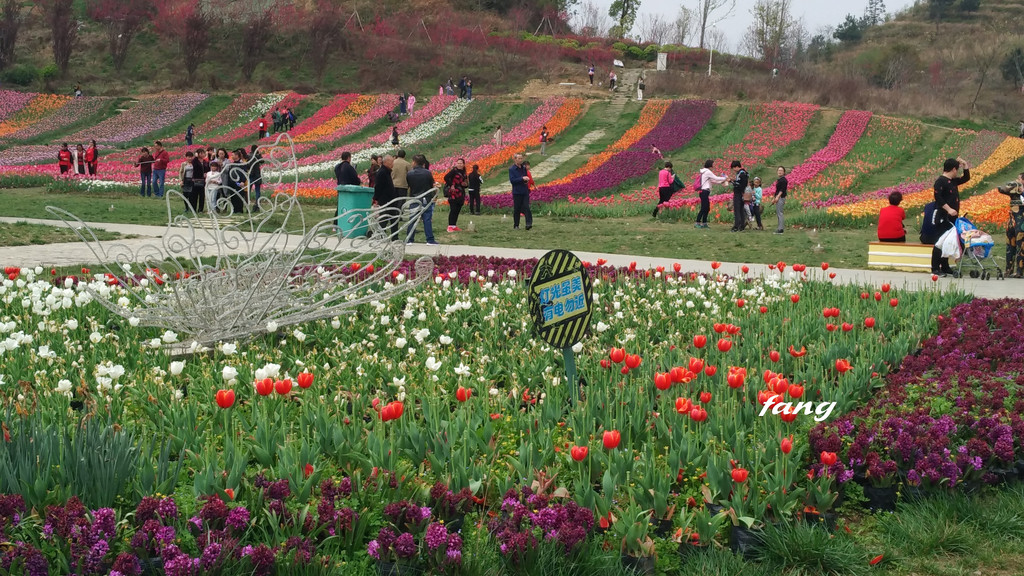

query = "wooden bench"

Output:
[[867, 242, 933, 272]]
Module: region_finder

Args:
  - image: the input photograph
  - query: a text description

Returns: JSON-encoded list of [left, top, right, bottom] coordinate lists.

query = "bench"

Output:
[[867, 242, 933, 272]]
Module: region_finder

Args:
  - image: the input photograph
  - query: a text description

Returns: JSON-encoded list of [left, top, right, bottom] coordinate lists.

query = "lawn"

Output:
[[0, 220, 122, 246]]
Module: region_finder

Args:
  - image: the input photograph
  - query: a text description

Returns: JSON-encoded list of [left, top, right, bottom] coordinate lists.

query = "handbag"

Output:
[[442, 184, 451, 199]]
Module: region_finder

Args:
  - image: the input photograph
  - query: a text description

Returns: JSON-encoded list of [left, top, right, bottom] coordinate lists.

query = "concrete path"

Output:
[[1, 216, 1021, 299]]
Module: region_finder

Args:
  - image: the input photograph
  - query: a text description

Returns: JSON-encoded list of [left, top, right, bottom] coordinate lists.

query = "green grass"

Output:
[[531, 100, 646, 184], [0, 221, 122, 246], [764, 109, 843, 174]]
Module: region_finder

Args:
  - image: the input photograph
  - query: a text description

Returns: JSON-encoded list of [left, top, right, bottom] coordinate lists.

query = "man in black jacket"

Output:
[[729, 160, 748, 232], [191, 149, 208, 213], [931, 157, 970, 276], [334, 151, 361, 227], [374, 155, 400, 241], [405, 154, 439, 245]]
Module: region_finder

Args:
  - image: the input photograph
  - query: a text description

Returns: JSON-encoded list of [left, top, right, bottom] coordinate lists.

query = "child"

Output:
[[742, 182, 754, 224], [751, 177, 764, 230], [467, 164, 483, 215], [205, 161, 222, 213], [523, 161, 536, 190]]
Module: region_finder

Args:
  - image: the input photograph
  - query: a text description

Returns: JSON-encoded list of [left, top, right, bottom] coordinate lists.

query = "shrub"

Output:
[[3, 64, 37, 86], [39, 64, 59, 83]]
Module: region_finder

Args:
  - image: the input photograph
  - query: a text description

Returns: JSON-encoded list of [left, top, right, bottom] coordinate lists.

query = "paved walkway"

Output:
[[1, 216, 1021, 299]]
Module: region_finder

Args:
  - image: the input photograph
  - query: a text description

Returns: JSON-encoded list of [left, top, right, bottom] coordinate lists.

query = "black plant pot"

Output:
[[621, 554, 656, 575], [377, 561, 421, 576], [729, 525, 763, 560], [804, 511, 837, 532], [863, 485, 897, 512], [677, 541, 709, 562], [653, 518, 673, 538], [140, 557, 164, 576], [705, 502, 724, 516]]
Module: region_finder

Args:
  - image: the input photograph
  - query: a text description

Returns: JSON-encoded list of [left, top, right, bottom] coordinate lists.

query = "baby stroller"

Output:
[[954, 216, 1003, 280]]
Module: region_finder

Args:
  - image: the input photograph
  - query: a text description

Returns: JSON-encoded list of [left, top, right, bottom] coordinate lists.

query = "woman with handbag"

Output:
[[443, 159, 468, 232], [998, 172, 1024, 277]]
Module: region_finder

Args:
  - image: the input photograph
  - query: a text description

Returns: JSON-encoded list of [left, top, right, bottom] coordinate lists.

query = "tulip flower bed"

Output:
[[284, 93, 359, 140], [484, 100, 714, 208], [0, 90, 36, 122], [208, 92, 308, 144], [810, 298, 1024, 494], [63, 93, 208, 144], [190, 93, 283, 139], [0, 255, 972, 573], [0, 94, 73, 139], [0, 96, 112, 143], [290, 94, 374, 143], [294, 94, 401, 144]]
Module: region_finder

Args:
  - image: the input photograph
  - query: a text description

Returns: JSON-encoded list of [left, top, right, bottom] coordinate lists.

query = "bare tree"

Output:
[[674, 5, 694, 46], [695, 0, 735, 49], [706, 26, 729, 54], [743, 0, 794, 66], [86, 0, 154, 71], [305, 0, 345, 83], [227, 0, 277, 82], [572, 0, 610, 37], [638, 13, 672, 45], [39, 0, 78, 75], [155, 0, 213, 85], [0, 0, 24, 69]]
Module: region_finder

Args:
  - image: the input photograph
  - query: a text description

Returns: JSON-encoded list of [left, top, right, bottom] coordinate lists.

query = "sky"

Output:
[[588, 0, 916, 52]]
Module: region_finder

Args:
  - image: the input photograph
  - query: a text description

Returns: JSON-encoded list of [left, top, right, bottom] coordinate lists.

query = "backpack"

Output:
[[693, 173, 702, 192]]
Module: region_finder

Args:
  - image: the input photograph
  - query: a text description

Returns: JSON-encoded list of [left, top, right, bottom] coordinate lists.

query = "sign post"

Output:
[[527, 250, 594, 404]]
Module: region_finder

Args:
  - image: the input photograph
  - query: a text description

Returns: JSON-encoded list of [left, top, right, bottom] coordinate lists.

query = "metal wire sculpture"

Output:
[[47, 133, 435, 347]]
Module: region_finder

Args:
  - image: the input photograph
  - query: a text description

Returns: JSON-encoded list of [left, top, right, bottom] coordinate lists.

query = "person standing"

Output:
[[467, 163, 482, 215], [407, 94, 416, 114], [221, 149, 247, 214], [399, 94, 407, 115], [192, 148, 209, 213], [333, 150, 361, 226], [258, 116, 267, 139], [539, 126, 549, 156], [373, 155, 401, 241], [652, 161, 675, 218], [637, 75, 645, 101], [391, 126, 400, 146], [186, 123, 195, 145], [609, 71, 616, 90], [458, 76, 467, 99], [406, 154, 439, 245], [443, 159, 468, 232], [466, 78, 473, 100], [135, 147, 154, 197], [493, 125, 502, 148], [205, 161, 222, 212], [770, 166, 788, 234], [651, 144, 663, 159], [85, 140, 98, 175], [728, 160, 748, 232], [391, 149, 411, 198], [248, 144, 264, 205], [272, 108, 282, 133], [696, 159, 728, 228], [997, 172, 1024, 277], [151, 141, 170, 198], [367, 155, 380, 187], [287, 108, 296, 130], [876, 191, 907, 243], [509, 153, 532, 230], [57, 143, 72, 175], [931, 157, 971, 276], [1019, 119, 1024, 139], [74, 144, 85, 175], [179, 151, 196, 213], [588, 64, 595, 85], [751, 177, 764, 230]]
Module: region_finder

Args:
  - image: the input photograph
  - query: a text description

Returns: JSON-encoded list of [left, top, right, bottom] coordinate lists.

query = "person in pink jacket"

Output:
[[652, 161, 675, 218]]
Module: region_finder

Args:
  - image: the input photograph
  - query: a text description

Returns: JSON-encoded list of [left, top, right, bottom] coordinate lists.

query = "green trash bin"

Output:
[[336, 185, 375, 238]]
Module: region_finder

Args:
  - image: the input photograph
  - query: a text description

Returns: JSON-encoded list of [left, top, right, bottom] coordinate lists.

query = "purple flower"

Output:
[[157, 498, 178, 520], [425, 523, 448, 551], [367, 540, 381, 560], [226, 507, 250, 531], [199, 542, 221, 569], [394, 533, 417, 559]]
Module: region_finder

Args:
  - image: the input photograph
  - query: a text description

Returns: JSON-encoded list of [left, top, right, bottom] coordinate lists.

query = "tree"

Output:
[[571, 0, 610, 37], [863, 0, 886, 27], [695, 0, 735, 49], [637, 12, 672, 45], [86, 0, 154, 71], [929, 0, 954, 27], [958, 0, 981, 12], [39, 0, 78, 75], [833, 14, 864, 44], [673, 5, 694, 45], [0, 0, 24, 69], [806, 29, 835, 62], [154, 0, 212, 85], [742, 0, 793, 66], [607, 0, 638, 39], [305, 1, 345, 83], [1001, 46, 1024, 87], [232, 0, 277, 82]]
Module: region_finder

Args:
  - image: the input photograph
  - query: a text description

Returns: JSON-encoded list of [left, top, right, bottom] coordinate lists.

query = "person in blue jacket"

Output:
[[509, 153, 532, 230]]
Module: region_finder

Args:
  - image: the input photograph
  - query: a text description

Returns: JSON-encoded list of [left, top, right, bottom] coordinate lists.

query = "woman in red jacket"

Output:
[[85, 140, 98, 175], [57, 143, 72, 174], [877, 191, 907, 242]]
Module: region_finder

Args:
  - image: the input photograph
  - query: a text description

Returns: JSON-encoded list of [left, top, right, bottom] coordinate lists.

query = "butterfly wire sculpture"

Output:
[[47, 133, 434, 348]]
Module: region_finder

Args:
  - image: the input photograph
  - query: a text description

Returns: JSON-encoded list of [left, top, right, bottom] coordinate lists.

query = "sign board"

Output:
[[657, 53, 667, 71], [528, 250, 593, 349]]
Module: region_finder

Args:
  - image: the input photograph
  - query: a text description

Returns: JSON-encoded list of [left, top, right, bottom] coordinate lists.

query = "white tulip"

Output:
[[221, 343, 237, 355], [425, 356, 442, 371], [170, 361, 185, 376], [222, 366, 238, 382]]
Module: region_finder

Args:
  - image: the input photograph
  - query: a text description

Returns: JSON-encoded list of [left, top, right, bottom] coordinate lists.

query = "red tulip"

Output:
[[793, 264, 806, 272], [224, 488, 235, 500], [699, 391, 712, 404], [275, 378, 292, 395], [780, 407, 798, 423], [629, 261, 637, 270], [777, 261, 786, 271], [826, 323, 837, 332], [790, 294, 800, 303], [675, 397, 693, 414], [571, 446, 588, 461], [874, 292, 882, 301], [380, 403, 395, 421], [741, 265, 749, 274], [757, 390, 773, 405], [597, 258, 607, 266], [711, 261, 721, 270], [713, 323, 726, 333], [726, 324, 741, 335], [788, 345, 807, 358], [759, 306, 768, 314], [788, 384, 804, 398], [688, 357, 704, 374], [821, 262, 829, 270], [890, 298, 898, 308], [255, 378, 274, 396], [932, 274, 938, 281], [215, 389, 235, 409], [603, 430, 621, 449], [609, 347, 626, 363], [772, 377, 789, 395], [456, 386, 472, 402], [350, 262, 361, 272], [881, 283, 890, 293], [620, 366, 630, 375], [860, 292, 869, 299], [689, 407, 708, 422], [717, 339, 732, 353], [625, 354, 642, 369], [693, 334, 707, 348], [781, 436, 793, 454], [829, 272, 836, 279], [304, 463, 314, 478], [371, 397, 381, 411], [673, 262, 681, 272], [864, 317, 876, 328], [600, 359, 611, 369], [297, 372, 314, 389], [391, 401, 404, 418], [841, 322, 853, 332], [731, 468, 748, 482], [704, 365, 717, 377], [820, 451, 838, 466], [654, 372, 672, 391], [736, 298, 745, 308], [769, 350, 781, 363], [656, 266, 664, 273], [835, 359, 852, 373], [726, 372, 744, 389]]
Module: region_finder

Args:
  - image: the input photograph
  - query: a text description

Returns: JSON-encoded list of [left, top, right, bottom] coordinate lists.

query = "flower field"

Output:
[[0, 97, 111, 143], [0, 94, 72, 139], [0, 253, 996, 573], [0, 90, 36, 122], [190, 93, 283, 139], [63, 94, 208, 144]]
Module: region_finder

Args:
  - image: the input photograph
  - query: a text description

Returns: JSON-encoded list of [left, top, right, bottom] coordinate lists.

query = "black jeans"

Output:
[[732, 193, 746, 230], [468, 189, 481, 213], [696, 189, 711, 223], [931, 222, 954, 272], [753, 204, 763, 228], [513, 194, 532, 228], [448, 197, 464, 227], [653, 186, 673, 217], [194, 185, 205, 213]]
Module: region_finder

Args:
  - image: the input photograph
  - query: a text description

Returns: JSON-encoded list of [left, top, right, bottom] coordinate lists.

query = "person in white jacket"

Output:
[[696, 159, 728, 228], [205, 161, 222, 215]]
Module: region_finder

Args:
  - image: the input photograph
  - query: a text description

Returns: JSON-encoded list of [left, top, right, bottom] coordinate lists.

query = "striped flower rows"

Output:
[[64, 93, 207, 143], [293, 94, 397, 143], [0, 90, 37, 122], [209, 93, 307, 143], [0, 94, 72, 139]]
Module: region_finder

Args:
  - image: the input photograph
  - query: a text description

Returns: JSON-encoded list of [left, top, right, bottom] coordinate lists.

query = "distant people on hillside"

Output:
[[637, 75, 645, 101], [186, 123, 195, 145], [493, 125, 502, 148], [445, 78, 454, 96], [771, 166, 788, 234], [287, 108, 296, 130], [466, 78, 473, 100], [540, 126, 549, 156], [877, 191, 907, 243], [652, 161, 675, 218], [609, 71, 616, 90], [1019, 119, 1024, 139], [73, 85, 82, 98], [151, 141, 170, 198], [85, 140, 98, 176], [650, 144, 662, 159], [399, 94, 407, 115], [258, 116, 267, 139], [588, 64, 595, 85], [391, 126, 400, 146], [57, 143, 72, 175], [74, 144, 86, 175], [468, 163, 482, 215], [458, 76, 467, 99], [135, 147, 154, 197]]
